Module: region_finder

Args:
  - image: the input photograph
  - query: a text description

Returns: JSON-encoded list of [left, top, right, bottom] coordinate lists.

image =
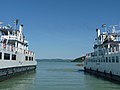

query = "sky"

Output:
[[0, 0, 120, 59]]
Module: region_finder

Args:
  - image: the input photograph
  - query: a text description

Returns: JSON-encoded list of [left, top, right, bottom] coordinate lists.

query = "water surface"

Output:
[[0, 61, 120, 90]]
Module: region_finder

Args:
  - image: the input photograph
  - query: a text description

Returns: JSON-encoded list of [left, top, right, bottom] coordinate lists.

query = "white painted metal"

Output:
[[0, 21, 37, 70], [84, 24, 120, 76]]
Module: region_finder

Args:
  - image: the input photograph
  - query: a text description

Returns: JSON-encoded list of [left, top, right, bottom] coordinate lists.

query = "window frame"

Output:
[[4, 53, 10, 60]]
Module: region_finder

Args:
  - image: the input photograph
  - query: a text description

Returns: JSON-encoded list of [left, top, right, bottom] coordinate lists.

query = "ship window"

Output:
[[106, 57, 108, 63], [112, 56, 115, 62], [32, 57, 33, 61], [12, 54, 16, 60], [0, 52, 2, 59], [103, 58, 105, 62], [109, 57, 111, 62], [109, 48, 111, 52], [29, 57, 33, 61], [29, 57, 31, 61], [4, 53, 10, 60], [25, 56, 28, 61], [116, 56, 119, 63]]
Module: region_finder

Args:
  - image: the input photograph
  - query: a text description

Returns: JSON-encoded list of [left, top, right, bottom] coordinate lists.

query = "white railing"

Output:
[[1, 43, 34, 56], [1, 35, 18, 40]]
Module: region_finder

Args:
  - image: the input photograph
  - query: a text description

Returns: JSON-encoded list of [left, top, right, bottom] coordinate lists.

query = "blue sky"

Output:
[[0, 0, 120, 59]]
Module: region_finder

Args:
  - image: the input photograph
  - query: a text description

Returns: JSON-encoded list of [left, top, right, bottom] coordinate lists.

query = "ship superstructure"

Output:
[[84, 24, 120, 81], [0, 20, 36, 79]]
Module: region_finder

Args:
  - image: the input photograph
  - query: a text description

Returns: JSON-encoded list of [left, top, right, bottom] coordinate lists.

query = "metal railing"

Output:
[[1, 43, 34, 56]]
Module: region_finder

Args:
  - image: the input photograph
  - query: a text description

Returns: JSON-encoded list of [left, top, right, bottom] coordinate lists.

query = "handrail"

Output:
[[1, 43, 34, 56]]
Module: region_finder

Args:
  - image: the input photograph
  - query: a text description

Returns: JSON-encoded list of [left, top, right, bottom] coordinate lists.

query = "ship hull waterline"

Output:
[[84, 67, 120, 82], [0, 65, 36, 81]]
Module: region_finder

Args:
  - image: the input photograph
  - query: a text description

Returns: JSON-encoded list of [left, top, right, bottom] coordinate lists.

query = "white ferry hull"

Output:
[[84, 52, 120, 81], [0, 52, 37, 80], [0, 65, 36, 81], [84, 67, 120, 81]]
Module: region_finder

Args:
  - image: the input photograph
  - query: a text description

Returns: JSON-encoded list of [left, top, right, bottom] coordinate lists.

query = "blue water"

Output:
[[0, 61, 120, 90]]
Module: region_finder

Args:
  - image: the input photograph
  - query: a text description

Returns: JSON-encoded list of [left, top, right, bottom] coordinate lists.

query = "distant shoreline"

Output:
[[36, 59, 73, 62]]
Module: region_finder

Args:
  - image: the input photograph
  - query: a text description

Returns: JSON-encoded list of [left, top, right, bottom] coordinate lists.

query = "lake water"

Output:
[[0, 61, 120, 90]]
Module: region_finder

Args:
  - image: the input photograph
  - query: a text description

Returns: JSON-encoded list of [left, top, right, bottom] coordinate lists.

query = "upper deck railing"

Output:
[[0, 43, 34, 56]]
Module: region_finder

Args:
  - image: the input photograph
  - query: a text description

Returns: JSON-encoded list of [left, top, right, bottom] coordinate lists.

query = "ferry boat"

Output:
[[84, 24, 120, 81], [0, 20, 37, 80]]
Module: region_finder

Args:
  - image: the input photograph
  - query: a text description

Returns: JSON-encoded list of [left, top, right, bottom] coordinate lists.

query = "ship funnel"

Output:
[[19, 24, 23, 33], [96, 29, 101, 37]]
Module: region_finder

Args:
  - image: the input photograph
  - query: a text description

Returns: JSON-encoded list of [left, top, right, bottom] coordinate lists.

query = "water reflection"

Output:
[[0, 71, 36, 90], [0, 61, 120, 90]]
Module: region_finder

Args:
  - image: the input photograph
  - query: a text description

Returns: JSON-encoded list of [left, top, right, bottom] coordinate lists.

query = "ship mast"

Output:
[[14, 19, 19, 30]]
